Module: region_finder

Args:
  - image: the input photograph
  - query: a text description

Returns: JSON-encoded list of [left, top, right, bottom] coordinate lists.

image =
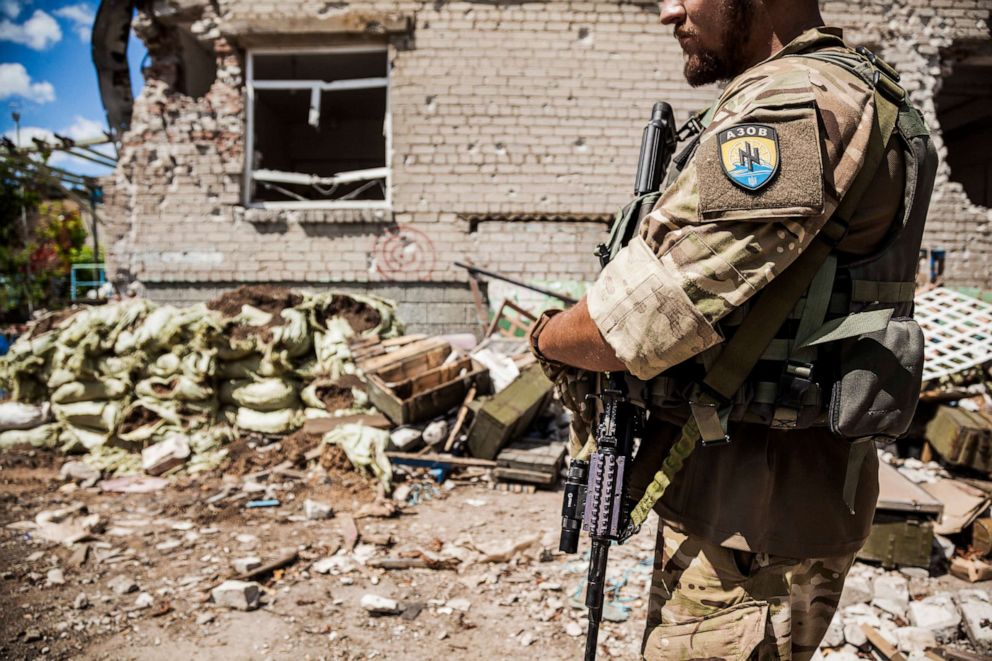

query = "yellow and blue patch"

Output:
[[718, 123, 780, 192]]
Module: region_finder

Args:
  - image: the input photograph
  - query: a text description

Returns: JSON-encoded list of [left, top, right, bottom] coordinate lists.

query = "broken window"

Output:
[[936, 48, 992, 208], [245, 47, 389, 209]]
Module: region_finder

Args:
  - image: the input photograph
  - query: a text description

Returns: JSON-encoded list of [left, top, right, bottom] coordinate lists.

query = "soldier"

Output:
[[529, 0, 936, 658]]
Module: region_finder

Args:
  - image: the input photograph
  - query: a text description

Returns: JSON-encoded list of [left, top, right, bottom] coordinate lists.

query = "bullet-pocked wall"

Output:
[[107, 0, 992, 334]]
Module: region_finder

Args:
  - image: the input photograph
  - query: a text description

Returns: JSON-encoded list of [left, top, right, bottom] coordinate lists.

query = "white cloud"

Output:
[[0, 62, 55, 103], [62, 116, 106, 141], [54, 3, 93, 41], [0, 9, 61, 50], [0, 1, 21, 19]]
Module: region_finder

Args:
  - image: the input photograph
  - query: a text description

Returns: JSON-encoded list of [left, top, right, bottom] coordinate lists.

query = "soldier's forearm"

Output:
[[538, 297, 627, 373]]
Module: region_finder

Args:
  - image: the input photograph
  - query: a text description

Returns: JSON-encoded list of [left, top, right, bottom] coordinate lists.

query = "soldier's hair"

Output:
[[682, 0, 756, 87]]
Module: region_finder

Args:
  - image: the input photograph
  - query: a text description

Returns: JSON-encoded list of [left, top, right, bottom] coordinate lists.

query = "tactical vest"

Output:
[[617, 45, 938, 531]]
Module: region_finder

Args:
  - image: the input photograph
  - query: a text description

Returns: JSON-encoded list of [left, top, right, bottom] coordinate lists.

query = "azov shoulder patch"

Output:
[[718, 123, 780, 191]]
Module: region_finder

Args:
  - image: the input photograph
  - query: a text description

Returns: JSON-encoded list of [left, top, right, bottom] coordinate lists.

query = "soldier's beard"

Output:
[[678, 0, 755, 87]]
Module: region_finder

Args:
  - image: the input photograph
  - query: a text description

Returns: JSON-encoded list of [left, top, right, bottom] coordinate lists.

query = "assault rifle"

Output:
[[558, 102, 681, 661]]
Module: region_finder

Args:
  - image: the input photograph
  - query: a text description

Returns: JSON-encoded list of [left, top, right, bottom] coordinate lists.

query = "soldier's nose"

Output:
[[658, 0, 687, 26]]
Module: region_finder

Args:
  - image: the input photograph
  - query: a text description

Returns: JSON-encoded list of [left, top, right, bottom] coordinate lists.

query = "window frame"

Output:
[[243, 44, 392, 211]]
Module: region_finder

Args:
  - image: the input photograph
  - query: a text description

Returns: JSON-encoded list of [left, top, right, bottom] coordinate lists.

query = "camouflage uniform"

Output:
[[579, 27, 906, 660]]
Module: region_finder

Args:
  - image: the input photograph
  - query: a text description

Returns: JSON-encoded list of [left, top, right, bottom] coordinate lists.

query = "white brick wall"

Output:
[[107, 0, 992, 334]]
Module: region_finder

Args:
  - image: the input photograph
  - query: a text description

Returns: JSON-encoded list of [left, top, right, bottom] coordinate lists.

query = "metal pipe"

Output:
[[453, 261, 578, 306]]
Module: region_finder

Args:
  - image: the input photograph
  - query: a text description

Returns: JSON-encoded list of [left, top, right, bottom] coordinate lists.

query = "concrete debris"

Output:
[[108, 575, 138, 595], [59, 461, 101, 487], [232, 556, 261, 575], [956, 589, 992, 654], [360, 594, 402, 615], [196, 612, 216, 625], [73, 592, 90, 610], [565, 621, 583, 637], [134, 592, 154, 609], [872, 573, 910, 618], [141, 434, 191, 476], [389, 427, 422, 452], [45, 568, 65, 586], [303, 499, 333, 521], [211, 580, 261, 611], [894, 626, 937, 654], [908, 593, 962, 642]]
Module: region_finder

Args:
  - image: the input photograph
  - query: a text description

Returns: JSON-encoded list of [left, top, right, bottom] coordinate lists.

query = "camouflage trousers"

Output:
[[642, 523, 855, 661]]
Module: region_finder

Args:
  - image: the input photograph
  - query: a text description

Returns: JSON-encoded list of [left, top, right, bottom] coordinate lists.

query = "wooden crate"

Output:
[[366, 350, 491, 425], [494, 438, 566, 486], [466, 364, 554, 460], [857, 461, 943, 569], [926, 405, 992, 473]]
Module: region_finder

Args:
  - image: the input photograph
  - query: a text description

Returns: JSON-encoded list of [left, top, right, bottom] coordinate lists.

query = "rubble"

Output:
[[59, 461, 101, 487], [211, 580, 261, 611], [303, 499, 333, 521], [361, 594, 402, 615]]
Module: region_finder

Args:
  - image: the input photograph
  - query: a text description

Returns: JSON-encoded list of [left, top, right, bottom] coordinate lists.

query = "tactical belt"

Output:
[[626, 51, 906, 534]]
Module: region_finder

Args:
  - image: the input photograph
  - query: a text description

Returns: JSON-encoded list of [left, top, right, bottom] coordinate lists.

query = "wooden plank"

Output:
[[303, 413, 391, 437], [358, 337, 450, 373], [862, 624, 908, 660], [445, 384, 477, 451], [386, 451, 498, 469], [381, 334, 428, 348], [494, 467, 557, 486]]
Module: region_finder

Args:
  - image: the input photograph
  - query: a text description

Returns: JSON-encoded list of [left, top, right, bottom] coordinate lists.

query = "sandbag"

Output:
[[60, 424, 112, 451], [220, 378, 298, 411], [273, 308, 312, 358], [323, 423, 392, 490], [136, 376, 213, 402], [0, 423, 59, 449], [51, 379, 129, 404], [52, 400, 122, 433], [117, 400, 183, 443], [235, 407, 303, 434], [0, 401, 51, 431]]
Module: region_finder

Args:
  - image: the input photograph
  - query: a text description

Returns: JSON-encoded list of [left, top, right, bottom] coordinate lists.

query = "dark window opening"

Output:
[[247, 49, 389, 206], [936, 48, 992, 208]]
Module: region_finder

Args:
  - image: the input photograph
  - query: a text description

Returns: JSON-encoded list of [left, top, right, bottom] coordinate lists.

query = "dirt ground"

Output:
[[0, 445, 655, 661]]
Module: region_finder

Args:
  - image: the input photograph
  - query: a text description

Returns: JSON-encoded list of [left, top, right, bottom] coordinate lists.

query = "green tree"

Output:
[[0, 158, 90, 322]]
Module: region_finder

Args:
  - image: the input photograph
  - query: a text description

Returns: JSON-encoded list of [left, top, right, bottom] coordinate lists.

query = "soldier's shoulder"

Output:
[[718, 50, 872, 124]]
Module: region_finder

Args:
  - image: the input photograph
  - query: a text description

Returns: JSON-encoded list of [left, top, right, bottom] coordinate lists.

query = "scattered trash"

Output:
[[245, 499, 280, 509]]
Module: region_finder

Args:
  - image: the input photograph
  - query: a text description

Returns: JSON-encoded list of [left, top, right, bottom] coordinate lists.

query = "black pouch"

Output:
[[828, 318, 924, 439]]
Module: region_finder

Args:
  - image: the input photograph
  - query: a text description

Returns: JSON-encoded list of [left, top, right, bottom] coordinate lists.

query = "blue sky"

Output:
[[0, 0, 146, 176]]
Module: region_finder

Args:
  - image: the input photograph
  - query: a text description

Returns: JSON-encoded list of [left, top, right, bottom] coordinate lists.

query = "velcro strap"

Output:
[[752, 381, 821, 406], [797, 308, 894, 348], [760, 339, 791, 362], [851, 280, 916, 304], [789, 293, 850, 320]]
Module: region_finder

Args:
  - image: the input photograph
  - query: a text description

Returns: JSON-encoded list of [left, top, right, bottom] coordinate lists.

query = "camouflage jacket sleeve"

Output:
[[586, 56, 876, 380]]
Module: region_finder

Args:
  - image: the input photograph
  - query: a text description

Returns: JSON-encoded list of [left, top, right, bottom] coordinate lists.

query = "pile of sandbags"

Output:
[[0, 286, 403, 474]]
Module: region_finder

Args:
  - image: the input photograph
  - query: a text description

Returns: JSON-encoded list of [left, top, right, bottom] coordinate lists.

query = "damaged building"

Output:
[[97, 0, 992, 334]]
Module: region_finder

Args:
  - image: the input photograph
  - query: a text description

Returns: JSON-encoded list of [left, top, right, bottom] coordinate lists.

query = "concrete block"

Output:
[[894, 626, 937, 655], [142, 434, 191, 476], [909, 593, 961, 643], [956, 589, 992, 654], [232, 556, 261, 574], [361, 594, 401, 615], [211, 580, 261, 611], [303, 499, 333, 521], [872, 574, 909, 619]]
